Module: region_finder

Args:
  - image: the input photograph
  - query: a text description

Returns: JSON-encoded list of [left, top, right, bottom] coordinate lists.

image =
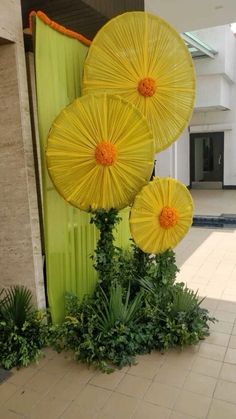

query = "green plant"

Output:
[[96, 284, 143, 331], [50, 245, 215, 372], [0, 286, 33, 328], [50, 289, 152, 372], [144, 283, 215, 350], [0, 286, 49, 369], [171, 284, 204, 316], [90, 209, 121, 287]]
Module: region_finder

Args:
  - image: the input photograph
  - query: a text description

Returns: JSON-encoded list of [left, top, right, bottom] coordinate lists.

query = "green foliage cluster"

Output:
[[0, 286, 48, 369], [1, 212, 215, 373], [90, 209, 121, 287], [50, 211, 215, 372]]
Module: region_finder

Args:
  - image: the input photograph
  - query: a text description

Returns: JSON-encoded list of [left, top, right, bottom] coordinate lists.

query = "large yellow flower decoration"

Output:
[[130, 177, 193, 253], [83, 12, 195, 153], [46, 94, 154, 211]]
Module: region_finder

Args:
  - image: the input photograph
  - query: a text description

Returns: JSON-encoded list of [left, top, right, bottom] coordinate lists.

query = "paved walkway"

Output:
[[1, 226, 236, 419]]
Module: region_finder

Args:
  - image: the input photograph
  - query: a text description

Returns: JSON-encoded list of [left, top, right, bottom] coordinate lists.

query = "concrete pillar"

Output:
[[0, 0, 45, 307]]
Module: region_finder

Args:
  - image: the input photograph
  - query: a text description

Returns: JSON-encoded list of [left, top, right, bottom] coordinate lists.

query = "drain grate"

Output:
[[193, 214, 236, 229], [0, 368, 12, 384]]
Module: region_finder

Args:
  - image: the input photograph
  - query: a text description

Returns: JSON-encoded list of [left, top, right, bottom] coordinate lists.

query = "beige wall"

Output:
[[0, 0, 45, 307]]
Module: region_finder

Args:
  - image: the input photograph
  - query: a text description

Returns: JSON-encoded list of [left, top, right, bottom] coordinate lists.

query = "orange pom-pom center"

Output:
[[138, 77, 156, 97], [95, 141, 117, 166], [159, 206, 179, 229]]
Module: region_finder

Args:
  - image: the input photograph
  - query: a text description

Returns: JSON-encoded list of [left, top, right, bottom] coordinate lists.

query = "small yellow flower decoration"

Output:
[[83, 12, 195, 153], [46, 94, 154, 211], [129, 177, 194, 253]]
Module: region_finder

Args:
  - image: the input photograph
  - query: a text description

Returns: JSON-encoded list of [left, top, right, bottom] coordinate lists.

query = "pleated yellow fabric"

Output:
[[130, 177, 194, 253], [83, 12, 195, 153], [46, 93, 154, 211]]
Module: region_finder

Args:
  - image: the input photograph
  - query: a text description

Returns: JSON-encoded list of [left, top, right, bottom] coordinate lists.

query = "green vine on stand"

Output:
[[90, 209, 121, 285]]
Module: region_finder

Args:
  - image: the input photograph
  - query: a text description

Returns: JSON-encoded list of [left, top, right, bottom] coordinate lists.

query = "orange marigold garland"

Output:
[[29, 10, 91, 46]]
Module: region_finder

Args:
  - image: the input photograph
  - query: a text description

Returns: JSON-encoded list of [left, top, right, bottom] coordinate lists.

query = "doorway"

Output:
[[190, 132, 224, 189]]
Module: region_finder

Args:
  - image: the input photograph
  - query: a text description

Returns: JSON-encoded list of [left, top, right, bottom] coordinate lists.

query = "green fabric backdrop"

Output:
[[35, 17, 130, 323]]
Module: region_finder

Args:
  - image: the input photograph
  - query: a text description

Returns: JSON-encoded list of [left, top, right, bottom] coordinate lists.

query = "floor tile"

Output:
[[64, 363, 97, 383], [200, 298, 219, 311], [40, 353, 75, 375], [214, 310, 236, 323], [61, 401, 97, 419], [0, 408, 23, 419], [232, 324, 236, 336], [220, 363, 236, 383], [214, 379, 236, 404], [4, 388, 42, 415], [217, 301, 236, 313], [46, 375, 85, 401], [208, 399, 236, 419], [165, 349, 197, 369], [24, 370, 61, 394], [8, 366, 37, 386], [0, 382, 18, 406], [30, 395, 70, 419], [205, 332, 230, 347], [170, 412, 197, 419], [183, 371, 216, 396], [98, 392, 138, 419], [192, 356, 222, 378], [144, 382, 179, 409], [154, 365, 189, 388], [198, 342, 226, 361], [73, 384, 111, 411], [229, 335, 236, 349], [133, 401, 171, 419], [224, 348, 236, 364], [128, 358, 161, 379], [115, 374, 151, 398], [174, 390, 211, 418], [90, 370, 124, 391], [210, 320, 233, 334]]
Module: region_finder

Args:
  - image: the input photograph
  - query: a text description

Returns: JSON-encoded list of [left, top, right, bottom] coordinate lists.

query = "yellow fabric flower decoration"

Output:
[[46, 94, 154, 211], [83, 12, 195, 153], [129, 177, 194, 253]]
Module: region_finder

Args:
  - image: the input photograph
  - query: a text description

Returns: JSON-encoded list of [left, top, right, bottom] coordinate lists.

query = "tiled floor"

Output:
[[1, 224, 236, 418]]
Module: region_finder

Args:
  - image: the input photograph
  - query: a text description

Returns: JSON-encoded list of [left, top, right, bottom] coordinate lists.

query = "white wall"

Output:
[[195, 74, 231, 110], [155, 129, 190, 185], [192, 26, 235, 82], [155, 24, 236, 187], [193, 26, 235, 111], [191, 25, 236, 185]]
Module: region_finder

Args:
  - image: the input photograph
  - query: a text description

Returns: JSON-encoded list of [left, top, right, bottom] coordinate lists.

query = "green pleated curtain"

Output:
[[34, 16, 130, 323]]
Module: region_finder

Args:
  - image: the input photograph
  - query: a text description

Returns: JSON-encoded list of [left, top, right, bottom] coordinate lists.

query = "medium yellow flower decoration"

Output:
[[46, 94, 154, 211], [130, 177, 194, 253], [83, 12, 195, 153]]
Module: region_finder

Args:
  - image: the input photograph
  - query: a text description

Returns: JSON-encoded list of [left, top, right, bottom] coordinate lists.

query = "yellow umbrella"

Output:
[[129, 177, 194, 253], [83, 12, 195, 153], [46, 93, 154, 211]]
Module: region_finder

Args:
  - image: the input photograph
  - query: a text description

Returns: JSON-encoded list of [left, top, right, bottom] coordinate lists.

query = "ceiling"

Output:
[[145, 0, 236, 32], [21, 0, 233, 54], [21, 0, 144, 40]]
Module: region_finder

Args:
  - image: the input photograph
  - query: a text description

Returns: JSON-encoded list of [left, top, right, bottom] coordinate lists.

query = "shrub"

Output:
[[143, 282, 214, 350], [0, 286, 49, 369], [50, 288, 153, 372], [50, 248, 215, 372]]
